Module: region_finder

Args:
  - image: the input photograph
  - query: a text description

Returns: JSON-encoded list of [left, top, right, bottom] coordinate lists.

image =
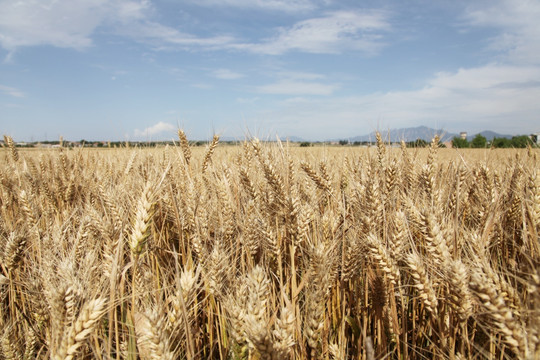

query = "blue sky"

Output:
[[1, 0, 539, 141]]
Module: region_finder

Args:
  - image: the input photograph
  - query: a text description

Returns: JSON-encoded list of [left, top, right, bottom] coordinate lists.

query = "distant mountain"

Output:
[[282, 136, 306, 142], [347, 126, 458, 143], [219, 135, 306, 142], [221, 127, 513, 143], [217, 136, 242, 142], [470, 130, 512, 141], [339, 126, 516, 143]]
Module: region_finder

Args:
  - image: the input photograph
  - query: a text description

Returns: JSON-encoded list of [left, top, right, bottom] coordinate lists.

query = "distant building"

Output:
[[460, 132, 468, 140], [530, 132, 540, 144]]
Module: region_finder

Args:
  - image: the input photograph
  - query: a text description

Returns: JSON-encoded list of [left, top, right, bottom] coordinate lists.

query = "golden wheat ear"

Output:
[[52, 297, 107, 360], [3, 135, 19, 163], [177, 129, 192, 166], [201, 134, 219, 173]]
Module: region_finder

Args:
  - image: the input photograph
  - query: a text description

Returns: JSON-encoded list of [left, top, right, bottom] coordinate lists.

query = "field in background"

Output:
[[1, 134, 539, 359]]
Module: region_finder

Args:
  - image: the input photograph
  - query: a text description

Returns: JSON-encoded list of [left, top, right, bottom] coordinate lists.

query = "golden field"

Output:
[[0, 133, 539, 359]]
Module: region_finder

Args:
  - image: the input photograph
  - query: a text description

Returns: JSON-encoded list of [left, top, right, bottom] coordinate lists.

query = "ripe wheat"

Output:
[[0, 134, 538, 359]]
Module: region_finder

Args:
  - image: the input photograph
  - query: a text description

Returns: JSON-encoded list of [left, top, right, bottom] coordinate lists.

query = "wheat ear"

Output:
[[273, 293, 296, 358], [129, 181, 154, 256], [201, 135, 219, 173], [3, 135, 19, 163], [134, 310, 175, 360], [405, 252, 439, 316], [470, 271, 528, 357], [53, 298, 107, 360], [366, 233, 400, 286], [177, 129, 192, 166]]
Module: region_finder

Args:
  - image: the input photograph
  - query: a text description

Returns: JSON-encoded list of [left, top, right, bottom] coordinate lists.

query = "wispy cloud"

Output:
[[234, 10, 390, 55], [134, 121, 175, 137], [256, 71, 339, 95], [257, 80, 339, 95], [276, 71, 326, 80], [118, 21, 236, 50], [236, 96, 259, 103], [0, 0, 112, 50], [212, 69, 244, 80], [118, 10, 386, 56], [185, 0, 320, 12], [463, 0, 540, 65], [0, 84, 24, 98], [0, 0, 235, 52], [0, 1, 388, 57]]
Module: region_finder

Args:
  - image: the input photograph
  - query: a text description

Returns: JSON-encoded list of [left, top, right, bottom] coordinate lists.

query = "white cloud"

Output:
[[115, 0, 151, 22], [212, 69, 244, 80], [428, 64, 540, 92], [134, 121, 175, 137], [123, 8, 388, 55], [0, 0, 112, 50], [118, 21, 235, 50], [464, 0, 540, 65], [186, 0, 320, 12], [257, 80, 339, 95], [237, 97, 259, 103], [283, 97, 310, 103], [276, 71, 326, 80], [0, 0, 235, 52], [256, 70, 339, 95], [0, 84, 24, 97], [235, 10, 390, 55], [0, 1, 387, 56]]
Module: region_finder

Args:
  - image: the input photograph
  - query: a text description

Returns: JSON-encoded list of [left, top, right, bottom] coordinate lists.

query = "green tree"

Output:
[[510, 135, 532, 148], [452, 136, 469, 148], [470, 134, 487, 148], [491, 137, 511, 148], [299, 141, 311, 147], [407, 139, 428, 148]]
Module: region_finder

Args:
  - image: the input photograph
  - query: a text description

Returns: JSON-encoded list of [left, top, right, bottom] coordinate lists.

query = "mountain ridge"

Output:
[[223, 127, 514, 143], [334, 126, 513, 143]]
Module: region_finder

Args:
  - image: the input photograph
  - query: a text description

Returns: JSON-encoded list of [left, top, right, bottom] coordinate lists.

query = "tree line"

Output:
[[452, 134, 535, 148]]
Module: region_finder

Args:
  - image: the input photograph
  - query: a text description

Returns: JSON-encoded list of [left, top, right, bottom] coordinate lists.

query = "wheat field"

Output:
[[0, 133, 539, 360]]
